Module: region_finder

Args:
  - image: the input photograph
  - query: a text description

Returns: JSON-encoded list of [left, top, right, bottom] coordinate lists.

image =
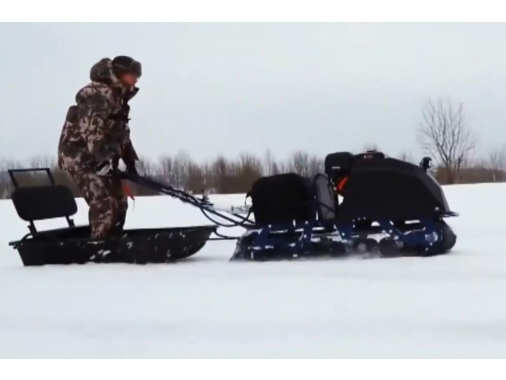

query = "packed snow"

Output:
[[1, 184, 506, 358]]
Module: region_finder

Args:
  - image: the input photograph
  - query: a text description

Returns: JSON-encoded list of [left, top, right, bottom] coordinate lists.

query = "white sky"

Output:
[[1, 23, 505, 163]]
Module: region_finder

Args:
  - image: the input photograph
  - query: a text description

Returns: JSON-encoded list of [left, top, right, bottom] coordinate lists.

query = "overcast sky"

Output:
[[1, 23, 506, 164]]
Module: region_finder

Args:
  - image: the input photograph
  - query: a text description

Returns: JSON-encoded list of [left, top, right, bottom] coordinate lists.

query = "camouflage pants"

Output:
[[70, 171, 128, 239]]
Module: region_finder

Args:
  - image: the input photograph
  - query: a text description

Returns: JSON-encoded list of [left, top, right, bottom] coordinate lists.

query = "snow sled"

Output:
[[8, 169, 215, 266], [231, 151, 458, 261]]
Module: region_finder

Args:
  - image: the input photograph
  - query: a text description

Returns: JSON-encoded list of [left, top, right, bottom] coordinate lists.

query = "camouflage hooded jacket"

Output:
[[58, 58, 139, 172]]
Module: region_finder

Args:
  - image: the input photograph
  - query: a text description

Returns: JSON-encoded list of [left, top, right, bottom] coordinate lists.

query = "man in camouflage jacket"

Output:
[[58, 56, 142, 239]]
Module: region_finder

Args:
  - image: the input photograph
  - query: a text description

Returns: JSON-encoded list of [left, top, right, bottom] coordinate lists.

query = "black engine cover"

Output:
[[337, 157, 451, 222]]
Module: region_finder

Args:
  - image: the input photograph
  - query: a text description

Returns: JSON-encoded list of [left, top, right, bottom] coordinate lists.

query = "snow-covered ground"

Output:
[[1, 184, 506, 358]]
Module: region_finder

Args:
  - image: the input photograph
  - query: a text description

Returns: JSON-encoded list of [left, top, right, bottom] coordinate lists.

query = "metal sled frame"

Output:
[[123, 172, 257, 229]]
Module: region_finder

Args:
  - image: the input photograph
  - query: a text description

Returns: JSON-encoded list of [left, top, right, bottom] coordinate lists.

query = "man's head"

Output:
[[112, 56, 142, 87]]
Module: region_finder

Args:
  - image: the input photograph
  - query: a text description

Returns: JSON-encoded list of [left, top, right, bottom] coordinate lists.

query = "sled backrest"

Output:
[[12, 185, 78, 222], [9, 168, 77, 233]]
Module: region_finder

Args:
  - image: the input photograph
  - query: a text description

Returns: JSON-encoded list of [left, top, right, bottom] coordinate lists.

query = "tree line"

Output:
[[0, 97, 504, 198], [0, 150, 326, 198]]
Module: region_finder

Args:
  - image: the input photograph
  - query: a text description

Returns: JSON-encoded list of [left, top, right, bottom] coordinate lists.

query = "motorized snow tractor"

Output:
[[230, 151, 458, 261], [7, 150, 457, 266], [8, 168, 216, 266]]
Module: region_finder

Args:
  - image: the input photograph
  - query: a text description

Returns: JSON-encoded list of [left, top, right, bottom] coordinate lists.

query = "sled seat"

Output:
[[9, 168, 77, 233]]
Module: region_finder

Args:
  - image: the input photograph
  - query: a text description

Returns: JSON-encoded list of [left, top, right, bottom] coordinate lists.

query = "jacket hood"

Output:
[[90, 58, 119, 85]]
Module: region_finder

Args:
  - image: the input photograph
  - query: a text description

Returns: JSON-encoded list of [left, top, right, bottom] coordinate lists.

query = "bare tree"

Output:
[[137, 156, 158, 178], [29, 155, 57, 169], [308, 155, 324, 177], [186, 163, 205, 193], [277, 160, 289, 174], [263, 149, 276, 176], [287, 151, 323, 177], [211, 155, 229, 193], [487, 145, 506, 182], [418, 98, 476, 184], [0, 158, 22, 171], [0, 158, 16, 198], [172, 150, 192, 189], [237, 153, 263, 190], [200, 162, 213, 191], [289, 151, 311, 177], [159, 155, 173, 181]]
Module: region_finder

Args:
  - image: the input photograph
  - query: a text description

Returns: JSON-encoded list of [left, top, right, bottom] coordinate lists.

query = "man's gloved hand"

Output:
[[96, 160, 114, 176], [125, 163, 138, 176]]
